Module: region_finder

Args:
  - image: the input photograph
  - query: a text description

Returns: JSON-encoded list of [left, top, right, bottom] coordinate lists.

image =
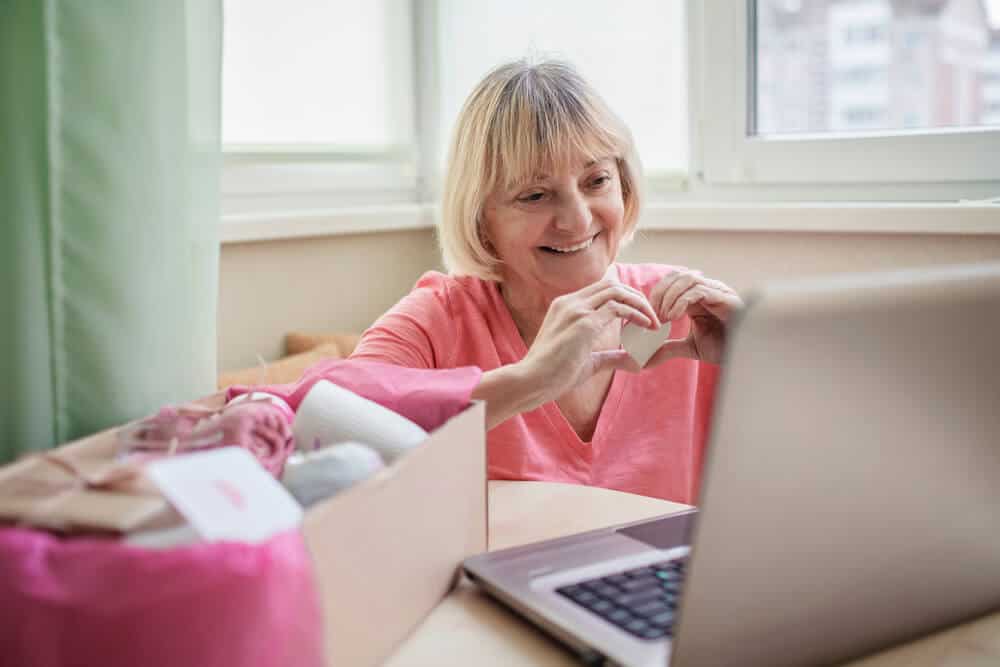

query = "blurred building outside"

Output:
[[756, 0, 1000, 134]]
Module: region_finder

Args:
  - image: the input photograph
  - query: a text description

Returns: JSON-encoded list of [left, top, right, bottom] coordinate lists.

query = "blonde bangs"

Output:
[[485, 69, 625, 194]]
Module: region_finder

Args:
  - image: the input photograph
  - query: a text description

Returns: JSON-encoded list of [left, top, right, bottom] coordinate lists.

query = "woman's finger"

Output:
[[698, 276, 739, 295], [593, 298, 654, 330], [676, 286, 741, 323], [648, 271, 685, 318], [654, 272, 700, 321], [665, 281, 742, 323], [586, 283, 659, 328], [698, 289, 742, 322], [662, 281, 713, 322]]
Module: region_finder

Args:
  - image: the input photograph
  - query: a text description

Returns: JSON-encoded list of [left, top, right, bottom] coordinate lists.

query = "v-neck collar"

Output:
[[488, 265, 628, 451]]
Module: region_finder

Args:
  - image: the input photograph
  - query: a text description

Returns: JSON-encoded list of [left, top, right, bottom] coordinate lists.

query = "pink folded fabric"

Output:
[[0, 526, 323, 667], [226, 359, 483, 433], [119, 398, 295, 477]]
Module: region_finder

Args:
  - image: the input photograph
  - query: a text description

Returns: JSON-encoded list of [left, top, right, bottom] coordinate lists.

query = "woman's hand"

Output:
[[473, 278, 658, 429], [646, 270, 743, 366], [519, 278, 659, 401]]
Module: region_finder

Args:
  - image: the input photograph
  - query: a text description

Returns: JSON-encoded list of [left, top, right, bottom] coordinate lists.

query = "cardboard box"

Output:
[[6, 396, 488, 666], [304, 399, 487, 665]]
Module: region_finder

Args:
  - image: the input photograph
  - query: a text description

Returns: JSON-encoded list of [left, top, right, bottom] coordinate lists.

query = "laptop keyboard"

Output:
[[555, 557, 687, 641]]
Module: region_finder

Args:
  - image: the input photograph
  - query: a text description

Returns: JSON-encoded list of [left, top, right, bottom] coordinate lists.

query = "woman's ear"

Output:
[[477, 216, 495, 252]]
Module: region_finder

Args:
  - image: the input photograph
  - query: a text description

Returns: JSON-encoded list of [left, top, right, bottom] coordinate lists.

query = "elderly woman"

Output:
[[351, 60, 742, 503]]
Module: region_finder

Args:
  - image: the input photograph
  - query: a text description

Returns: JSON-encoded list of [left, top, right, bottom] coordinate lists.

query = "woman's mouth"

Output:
[[540, 232, 599, 255]]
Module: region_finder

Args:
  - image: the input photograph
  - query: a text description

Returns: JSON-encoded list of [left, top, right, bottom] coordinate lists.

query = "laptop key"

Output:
[[590, 583, 621, 598], [619, 577, 661, 593], [611, 590, 664, 608], [606, 608, 632, 624], [588, 599, 614, 614], [625, 566, 656, 579], [570, 590, 598, 605], [624, 618, 650, 634], [639, 627, 668, 640], [648, 610, 676, 627], [556, 562, 686, 640], [633, 600, 671, 618]]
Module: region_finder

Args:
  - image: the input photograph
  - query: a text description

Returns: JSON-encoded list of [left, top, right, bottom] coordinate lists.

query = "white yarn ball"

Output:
[[281, 442, 385, 507], [293, 380, 428, 463]]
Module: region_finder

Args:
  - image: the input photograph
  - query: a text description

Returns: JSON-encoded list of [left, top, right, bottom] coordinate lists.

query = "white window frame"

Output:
[[219, 0, 1000, 242], [220, 0, 424, 217], [694, 0, 1000, 195]]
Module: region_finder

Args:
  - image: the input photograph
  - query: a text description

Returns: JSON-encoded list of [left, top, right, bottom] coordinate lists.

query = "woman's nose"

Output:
[[553, 190, 592, 233]]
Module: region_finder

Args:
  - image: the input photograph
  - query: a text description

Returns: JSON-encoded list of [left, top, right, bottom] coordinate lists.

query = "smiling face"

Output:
[[482, 155, 626, 304]]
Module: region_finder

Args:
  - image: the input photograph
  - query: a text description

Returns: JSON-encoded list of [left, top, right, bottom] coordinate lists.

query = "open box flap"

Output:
[[302, 400, 487, 667]]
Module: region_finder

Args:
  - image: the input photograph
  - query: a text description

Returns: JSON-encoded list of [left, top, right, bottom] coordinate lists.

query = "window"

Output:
[[436, 0, 688, 180], [220, 0, 1000, 220], [758, 0, 994, 135], [221, 0, 689, 214], [221, 0, 417, 212], [223, 1, 412, 150], [697, 0, 1000, 190]]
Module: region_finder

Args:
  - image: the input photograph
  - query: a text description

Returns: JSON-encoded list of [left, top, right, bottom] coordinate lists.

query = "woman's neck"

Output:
[[498, 265, 620, 348], [498, 282, 551, 347]]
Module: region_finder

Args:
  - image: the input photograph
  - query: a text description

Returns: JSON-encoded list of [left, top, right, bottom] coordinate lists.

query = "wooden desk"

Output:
[[387, 481, 1000, 667]]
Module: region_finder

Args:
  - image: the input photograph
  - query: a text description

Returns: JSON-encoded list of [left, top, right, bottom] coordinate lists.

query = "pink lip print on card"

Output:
[[146, 447, 302, 543]]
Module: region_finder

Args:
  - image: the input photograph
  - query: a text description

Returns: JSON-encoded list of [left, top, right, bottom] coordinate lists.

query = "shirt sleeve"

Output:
[[350, 272, 456, 369]]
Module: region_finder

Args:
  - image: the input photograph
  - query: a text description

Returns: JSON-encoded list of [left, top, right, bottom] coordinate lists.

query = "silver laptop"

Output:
[[463, 262, 1000, 667]]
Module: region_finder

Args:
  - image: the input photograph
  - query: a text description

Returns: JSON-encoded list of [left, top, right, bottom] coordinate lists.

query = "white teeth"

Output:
[[546, 236, 595, 253]]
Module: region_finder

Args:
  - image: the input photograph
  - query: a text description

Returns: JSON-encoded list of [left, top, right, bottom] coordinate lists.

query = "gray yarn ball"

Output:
[[282, 442, 385, 507]]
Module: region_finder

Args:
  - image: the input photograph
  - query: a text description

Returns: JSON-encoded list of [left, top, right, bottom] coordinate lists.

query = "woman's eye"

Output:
[[589, 175, 611, 189], [517, 191, 546, 203]]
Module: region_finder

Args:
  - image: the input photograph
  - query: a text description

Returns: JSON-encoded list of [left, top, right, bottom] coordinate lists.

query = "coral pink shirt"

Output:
[[351, 264, 719, 504]]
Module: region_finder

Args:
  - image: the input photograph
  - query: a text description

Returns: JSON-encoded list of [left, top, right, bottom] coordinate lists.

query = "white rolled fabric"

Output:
[[281, 443, 385, 508], [292, 380, 429, 463]]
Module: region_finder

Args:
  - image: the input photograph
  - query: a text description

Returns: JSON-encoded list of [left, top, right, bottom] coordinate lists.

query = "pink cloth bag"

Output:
[[0, 527, 324, 667], [226, 358, 483, 433]]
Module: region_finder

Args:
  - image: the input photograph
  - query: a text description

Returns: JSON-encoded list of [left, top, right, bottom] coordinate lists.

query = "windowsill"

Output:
[[219, 201, 999, 245], [220, 203, 436, 243], [636, 202, 1000, 235]]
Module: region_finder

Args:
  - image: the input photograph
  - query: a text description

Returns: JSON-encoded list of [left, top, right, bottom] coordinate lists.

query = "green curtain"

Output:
[[0, 1, 222, 463]]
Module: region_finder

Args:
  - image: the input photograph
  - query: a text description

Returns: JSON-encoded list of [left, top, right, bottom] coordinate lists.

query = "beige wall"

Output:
[[219, 229, 441, 371], [219, 227, 1000, 372], [619, 229, 1000, 292]]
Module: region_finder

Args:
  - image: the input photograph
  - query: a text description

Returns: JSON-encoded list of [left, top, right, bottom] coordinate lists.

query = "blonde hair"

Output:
[[439, 59, 644, 281]]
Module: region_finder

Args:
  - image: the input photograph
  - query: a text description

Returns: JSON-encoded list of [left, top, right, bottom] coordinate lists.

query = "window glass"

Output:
[[222, 0, 412, 148], [754, 0, 1000, 136], [438, 0, 688, 173]]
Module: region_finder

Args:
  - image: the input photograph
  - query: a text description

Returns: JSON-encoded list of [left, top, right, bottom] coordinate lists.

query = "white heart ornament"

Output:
[[621, 322, 672, 368]]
